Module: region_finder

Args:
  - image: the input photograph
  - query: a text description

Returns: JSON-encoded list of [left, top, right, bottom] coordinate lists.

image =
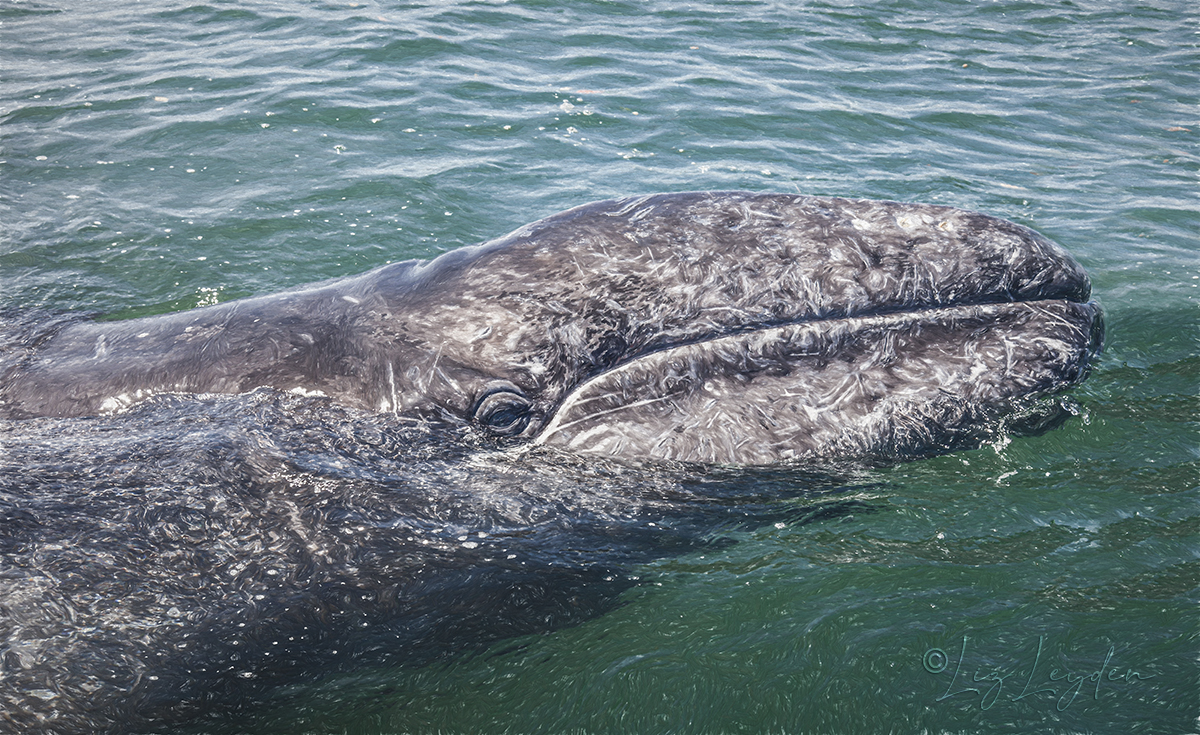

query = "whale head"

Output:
[[2, 192, 1102, 465], [350, 192, 1102, 463]]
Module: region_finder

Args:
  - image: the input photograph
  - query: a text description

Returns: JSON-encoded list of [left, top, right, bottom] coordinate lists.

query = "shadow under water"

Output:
[[0, 386, 872, 734]]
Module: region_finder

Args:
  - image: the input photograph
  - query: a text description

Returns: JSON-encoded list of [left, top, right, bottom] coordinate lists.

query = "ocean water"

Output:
[[1, 1, 1197, 734]]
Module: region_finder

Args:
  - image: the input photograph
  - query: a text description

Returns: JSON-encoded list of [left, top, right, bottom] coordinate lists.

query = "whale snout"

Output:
[[521, 193, 1104, 464]]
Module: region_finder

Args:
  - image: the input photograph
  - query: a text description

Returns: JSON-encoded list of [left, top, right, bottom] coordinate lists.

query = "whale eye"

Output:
[[473, 385, 531, 436]]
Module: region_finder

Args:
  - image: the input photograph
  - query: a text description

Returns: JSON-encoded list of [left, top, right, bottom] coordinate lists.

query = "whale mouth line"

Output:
[[567, 246, 1095, 407]]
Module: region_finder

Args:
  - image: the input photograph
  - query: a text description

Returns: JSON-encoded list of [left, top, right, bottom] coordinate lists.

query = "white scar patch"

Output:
[[566, 423, 612, 450], [98, 389, 154, 413], [288, 387, 327, 398]]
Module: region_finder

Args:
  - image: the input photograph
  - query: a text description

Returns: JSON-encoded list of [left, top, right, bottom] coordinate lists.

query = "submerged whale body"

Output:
[[2, 192, 1101, 464]]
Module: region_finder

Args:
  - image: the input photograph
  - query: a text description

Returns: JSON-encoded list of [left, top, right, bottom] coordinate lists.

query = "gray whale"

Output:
[[2, 192, 1101, 464], [0, 192, 1103, 733]]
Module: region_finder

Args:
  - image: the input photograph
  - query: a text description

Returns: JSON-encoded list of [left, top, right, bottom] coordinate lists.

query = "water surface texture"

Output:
[[1, 1, 1197, 733]]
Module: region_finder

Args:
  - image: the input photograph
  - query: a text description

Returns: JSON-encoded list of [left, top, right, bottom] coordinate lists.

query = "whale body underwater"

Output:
[[0, 192, 1103, 732], [2, 191, 1101, 464]]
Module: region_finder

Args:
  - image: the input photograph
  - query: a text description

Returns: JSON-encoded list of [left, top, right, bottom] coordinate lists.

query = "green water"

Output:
[[2, 1, 1196, 733]]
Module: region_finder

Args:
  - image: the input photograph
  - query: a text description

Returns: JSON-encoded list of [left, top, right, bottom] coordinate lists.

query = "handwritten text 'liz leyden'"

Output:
[[922, 635, 1154, 711]]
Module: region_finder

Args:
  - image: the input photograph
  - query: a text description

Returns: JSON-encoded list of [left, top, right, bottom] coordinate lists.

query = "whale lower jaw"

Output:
[[535, 298, 1103, 465]]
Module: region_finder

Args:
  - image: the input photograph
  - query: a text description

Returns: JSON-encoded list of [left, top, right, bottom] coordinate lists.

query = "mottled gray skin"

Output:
[[1, 192, 1102, 464]]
